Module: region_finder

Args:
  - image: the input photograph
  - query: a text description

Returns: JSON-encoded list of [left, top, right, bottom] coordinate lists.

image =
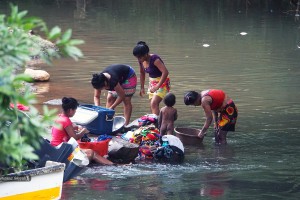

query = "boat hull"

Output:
[[0, 161, 65, 200]]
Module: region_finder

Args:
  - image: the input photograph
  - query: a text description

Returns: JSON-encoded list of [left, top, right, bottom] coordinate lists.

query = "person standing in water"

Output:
[[133, 41, 170, 116], [158, 93, 178, 135], [184, 89, 238, 144], [91, 64, 137, 125]]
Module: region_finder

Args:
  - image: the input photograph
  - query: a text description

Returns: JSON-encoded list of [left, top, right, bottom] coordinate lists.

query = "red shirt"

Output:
[[50, 113, 72, 146], [206, 89, 225, 110]]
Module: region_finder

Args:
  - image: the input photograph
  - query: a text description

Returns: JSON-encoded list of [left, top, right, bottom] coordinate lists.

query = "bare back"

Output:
[[159, 106, 177, 135]]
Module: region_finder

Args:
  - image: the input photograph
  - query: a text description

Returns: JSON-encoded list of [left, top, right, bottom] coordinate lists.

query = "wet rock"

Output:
[[43, 99, 62, 105], [24, 68, 50, 82]]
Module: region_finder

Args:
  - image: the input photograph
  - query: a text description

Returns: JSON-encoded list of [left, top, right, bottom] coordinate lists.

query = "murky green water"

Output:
[[2, 1, 300, 199]]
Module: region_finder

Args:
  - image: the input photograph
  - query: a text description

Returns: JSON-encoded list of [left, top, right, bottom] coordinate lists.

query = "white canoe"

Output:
[[0, 161, 65, 200]]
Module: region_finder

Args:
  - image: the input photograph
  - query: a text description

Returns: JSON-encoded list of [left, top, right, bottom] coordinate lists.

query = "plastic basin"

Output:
[[174, 127, 203, 145]]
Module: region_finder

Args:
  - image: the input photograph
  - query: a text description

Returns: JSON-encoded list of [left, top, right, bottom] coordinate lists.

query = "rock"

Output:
[[24, 68, 50, 82]]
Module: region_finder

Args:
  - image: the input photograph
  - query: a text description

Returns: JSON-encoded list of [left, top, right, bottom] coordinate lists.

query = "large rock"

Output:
[[24, 68, 50, 82]]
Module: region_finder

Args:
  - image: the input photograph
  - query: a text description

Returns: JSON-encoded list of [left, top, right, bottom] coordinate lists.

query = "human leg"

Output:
[[166, 123, 175, 135], [123, 96, 133, 125], [216, 99, 238, 144], [148, 77, 169, 115], [92, 152, 114, 165], [150, 95, 162, 115], [160, 123, 167, 135], [83, 149, 113, 165], [106, 92, 116, 108], [218, 130, 228, 144], [121, 72, 137, 125], [215, 129, 227, 144]]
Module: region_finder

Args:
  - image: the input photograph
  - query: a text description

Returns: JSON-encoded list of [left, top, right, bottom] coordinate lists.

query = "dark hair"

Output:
[[62, 97, 79, 112], [184, 91, 199, 105], [164, 93, 176, 107], [133, 41, 149, 57], [91, 73, 107, 89]]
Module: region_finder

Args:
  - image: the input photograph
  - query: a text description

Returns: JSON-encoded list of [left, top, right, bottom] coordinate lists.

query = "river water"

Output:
[[2, 1, 300, 199]]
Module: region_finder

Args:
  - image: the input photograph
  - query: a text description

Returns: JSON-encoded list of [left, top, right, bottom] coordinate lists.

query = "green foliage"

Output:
[[0, 4, 84, 172]]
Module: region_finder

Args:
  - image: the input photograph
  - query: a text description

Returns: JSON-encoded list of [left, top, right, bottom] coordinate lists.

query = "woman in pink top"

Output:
[[51, 97, 113, 165], [184, 90, 238, 145]]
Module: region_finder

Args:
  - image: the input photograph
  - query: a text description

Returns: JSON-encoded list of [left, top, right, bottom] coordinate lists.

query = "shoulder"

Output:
[[201, 96, 212, 106], [151, 54, 163, 62], [58, 114, 72, 125], [151, 54, 160, 58], [160, 106, 167, 112], [55, 115, 72, 129]]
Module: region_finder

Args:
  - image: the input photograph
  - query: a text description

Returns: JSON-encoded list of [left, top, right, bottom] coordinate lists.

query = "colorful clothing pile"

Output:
[[137, 114, 158, 126], [122, 124, 161, 159]]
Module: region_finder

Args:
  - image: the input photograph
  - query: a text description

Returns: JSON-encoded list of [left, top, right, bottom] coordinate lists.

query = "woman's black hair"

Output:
[[164, 93, 176, 107], [184, 91, 199, 105], [133, 41, 150, 57], [91, 73, 107, 89], [62, 97, 79, 112]]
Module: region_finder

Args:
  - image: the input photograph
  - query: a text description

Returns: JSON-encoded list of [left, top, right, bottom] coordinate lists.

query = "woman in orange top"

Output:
[[184, 89, 238, 144]]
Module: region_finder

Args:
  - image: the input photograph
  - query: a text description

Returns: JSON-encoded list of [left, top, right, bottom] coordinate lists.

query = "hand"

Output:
[[214, 122, 219, 130], [140, 88, 145, 97], [77, 125, 83, 131], [150, 85, 158, 93], [108, 106, 115, 110], [198, 129, 206, 138], [81, 128, 89, 134]]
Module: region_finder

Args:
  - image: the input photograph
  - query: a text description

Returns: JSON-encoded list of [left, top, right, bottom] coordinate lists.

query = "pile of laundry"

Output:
[[120, 114, 185, 163]]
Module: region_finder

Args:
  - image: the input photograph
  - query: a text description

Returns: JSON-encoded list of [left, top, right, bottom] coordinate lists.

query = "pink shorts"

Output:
[[109, 73, 137, 97]]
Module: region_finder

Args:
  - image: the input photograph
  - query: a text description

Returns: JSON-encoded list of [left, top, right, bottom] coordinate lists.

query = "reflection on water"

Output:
[[2, 1, 300, 199], [32, 82, 50, 96]]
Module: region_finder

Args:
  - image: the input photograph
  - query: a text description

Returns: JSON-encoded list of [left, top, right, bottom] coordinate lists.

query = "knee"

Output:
[[123, 98, 132, 107], [107, 95, 115, 103], [150, 100, 158, 108]]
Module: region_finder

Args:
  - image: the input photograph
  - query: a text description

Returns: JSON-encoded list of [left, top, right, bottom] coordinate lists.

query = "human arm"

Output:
[[109, 83, 125, 110], [65, 125, 89, 140], [94, 89, 101, 106], [139, 65, 146, 96], [158, 109, 163, 129], [174, 109, 178, 121], [150, 58, 169, 93], [199, 97, 213, 137], [212, 110, 219, 129]]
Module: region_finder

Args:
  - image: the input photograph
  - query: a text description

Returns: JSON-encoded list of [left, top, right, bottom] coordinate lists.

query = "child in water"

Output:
[[158, 93, 178, 135]]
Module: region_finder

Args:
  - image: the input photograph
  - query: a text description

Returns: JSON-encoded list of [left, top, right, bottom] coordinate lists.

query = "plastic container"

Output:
[[174, 127, 203, 146], [80, 104, 115, 135], [70, 107, 98, 125], [77, 139, 110, 156]]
